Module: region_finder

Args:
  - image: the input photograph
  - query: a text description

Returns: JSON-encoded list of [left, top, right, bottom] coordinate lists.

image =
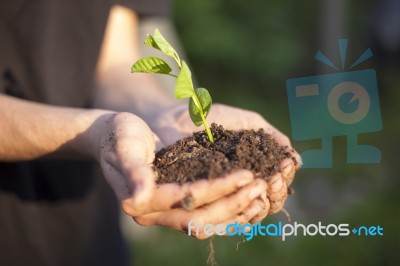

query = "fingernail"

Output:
[[248, 185, 265, 200]]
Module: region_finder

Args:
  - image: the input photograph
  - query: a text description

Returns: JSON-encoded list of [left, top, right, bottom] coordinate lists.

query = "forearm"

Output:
[[0, 94, 113, 161], [94, 66, 174, 126], [93, 5, 174, 127]]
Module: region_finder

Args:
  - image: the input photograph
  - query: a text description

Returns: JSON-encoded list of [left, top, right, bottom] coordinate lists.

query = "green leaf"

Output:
[[189, 88, 212, 126], [144, 29, 181, 67], [144, 35, 158, 49], [175, 61, 195, 99], [131, 57, 172, 74], [137, 29, 214, 142]]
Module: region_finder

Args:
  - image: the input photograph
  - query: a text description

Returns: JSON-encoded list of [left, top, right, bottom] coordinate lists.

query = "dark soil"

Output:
[[154, 124, 296, 184]]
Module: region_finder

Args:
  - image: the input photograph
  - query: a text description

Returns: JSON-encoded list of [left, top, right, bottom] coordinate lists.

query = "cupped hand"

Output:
[[150, 103, 301, 218], [93, 112, 268, 239]]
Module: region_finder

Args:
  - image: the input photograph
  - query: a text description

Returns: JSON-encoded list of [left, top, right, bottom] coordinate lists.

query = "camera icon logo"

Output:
[[327, 81, 370, 125], [286, 39, 382, 168]]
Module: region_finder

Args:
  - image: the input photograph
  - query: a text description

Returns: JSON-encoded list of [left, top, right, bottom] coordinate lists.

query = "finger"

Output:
[[115, 137, 156, 206], [249, 194, 270, 224], [269, 197, 287, 214], [153, 133, 165, 152], [135, 170, 255, 215], [266, 171, 289, 214], [219, 195, 268, 234], [193, 179, 267, 225], [279, 158, 296, 186], [133, 179, 268, 233], [267, 172, 288, 202], [266, 126, 302, 170], [100, 161, 133, 200], [126, 162, 156, 205], [102, 142, 155, 205], [192, 195, 269, 239], [191, 197, 268, 239]]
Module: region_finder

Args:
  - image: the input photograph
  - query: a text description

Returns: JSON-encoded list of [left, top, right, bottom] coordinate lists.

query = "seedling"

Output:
[[131, 29, 214, 143]]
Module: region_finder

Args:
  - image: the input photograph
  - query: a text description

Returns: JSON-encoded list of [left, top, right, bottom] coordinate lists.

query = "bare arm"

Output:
[[0, 6, 166, 162], [0, 93, 112, 161], [93, 5, 175, 124]]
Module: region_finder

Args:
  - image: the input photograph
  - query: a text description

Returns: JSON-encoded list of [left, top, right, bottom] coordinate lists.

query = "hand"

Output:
[[149, 103, 301, 218], [91, 112, 268, 239]]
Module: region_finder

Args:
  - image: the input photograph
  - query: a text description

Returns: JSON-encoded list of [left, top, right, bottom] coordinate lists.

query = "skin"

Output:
[[0, 5, 300, 240]]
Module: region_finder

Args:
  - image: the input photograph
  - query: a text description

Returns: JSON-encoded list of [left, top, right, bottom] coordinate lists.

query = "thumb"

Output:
[[127, 161, 155, 207]]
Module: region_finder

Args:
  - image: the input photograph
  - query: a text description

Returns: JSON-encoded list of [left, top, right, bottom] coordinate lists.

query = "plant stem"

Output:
[[200, 112, 214, 143], [192, 95, 214, 143], [166, 73, 178, 78]]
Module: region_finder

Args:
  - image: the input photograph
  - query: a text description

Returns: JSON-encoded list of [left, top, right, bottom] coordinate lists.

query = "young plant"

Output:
[[131, 29, 214, 143]]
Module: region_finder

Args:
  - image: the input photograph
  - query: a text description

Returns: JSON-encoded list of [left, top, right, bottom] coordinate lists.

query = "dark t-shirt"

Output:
[[0, 1, 169, 265]]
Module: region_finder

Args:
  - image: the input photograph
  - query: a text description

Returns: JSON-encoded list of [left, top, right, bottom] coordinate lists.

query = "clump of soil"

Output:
[[154, 124, 296, 184]]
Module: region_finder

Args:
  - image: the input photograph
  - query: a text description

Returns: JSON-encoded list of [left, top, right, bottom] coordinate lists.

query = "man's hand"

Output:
[[149, 103, 301, 218], [93, 6, 298, 233], [94, 112, 268, 239], [0, 92, 268, 240]]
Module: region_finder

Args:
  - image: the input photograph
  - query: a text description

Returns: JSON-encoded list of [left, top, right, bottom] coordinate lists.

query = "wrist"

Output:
[[71, 109, 116, 161]]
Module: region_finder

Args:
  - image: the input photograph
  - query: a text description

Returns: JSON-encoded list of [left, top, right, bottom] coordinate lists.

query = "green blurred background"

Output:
[[128, 0, 400, 265]]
